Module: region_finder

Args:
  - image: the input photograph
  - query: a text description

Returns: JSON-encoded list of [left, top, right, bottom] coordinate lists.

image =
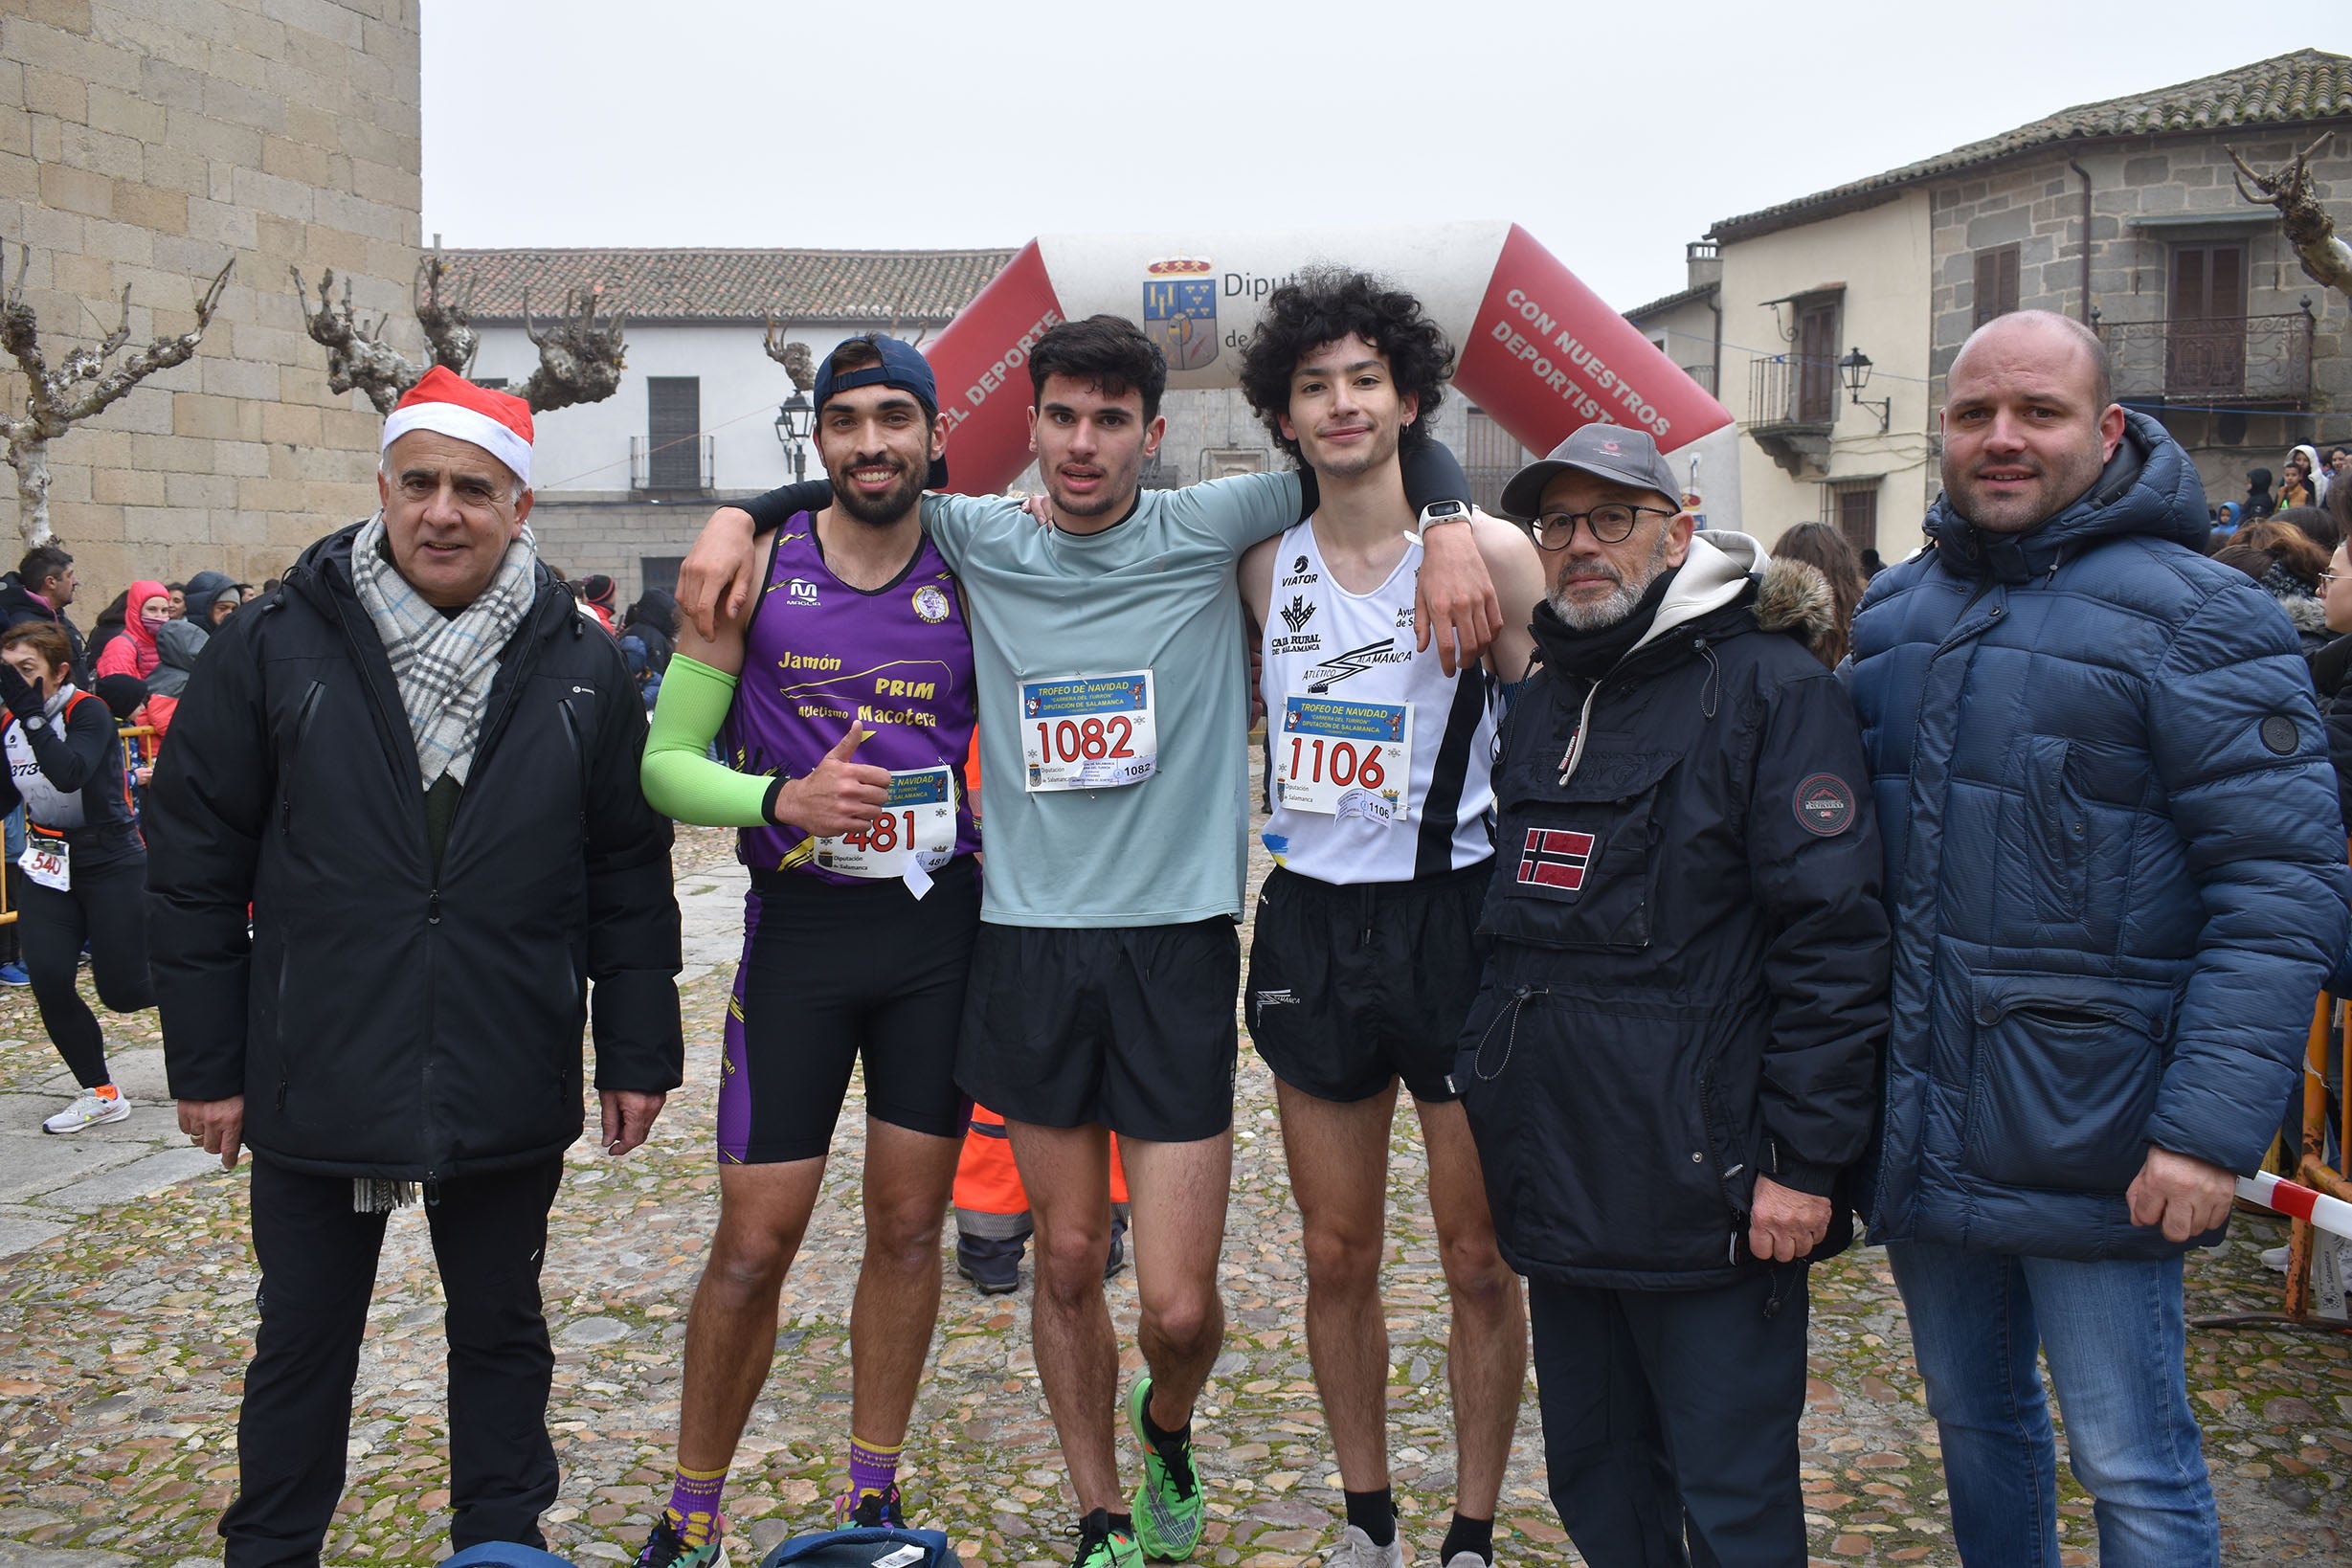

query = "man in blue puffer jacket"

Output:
[[1847, 310, 2350, 1567]]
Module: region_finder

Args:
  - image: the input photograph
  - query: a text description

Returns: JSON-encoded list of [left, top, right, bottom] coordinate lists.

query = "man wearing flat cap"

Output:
[[147, 366, 683, 1566], [1455, 425, 1891, 1565]]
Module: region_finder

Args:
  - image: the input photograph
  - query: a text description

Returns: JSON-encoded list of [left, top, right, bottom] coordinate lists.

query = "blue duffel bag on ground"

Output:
[[762, 1524, 964, 1566], [439, 1545, 578, 1567]]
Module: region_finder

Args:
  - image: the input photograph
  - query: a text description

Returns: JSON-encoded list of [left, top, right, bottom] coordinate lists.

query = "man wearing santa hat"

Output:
[[146, 367, 684, 1567]]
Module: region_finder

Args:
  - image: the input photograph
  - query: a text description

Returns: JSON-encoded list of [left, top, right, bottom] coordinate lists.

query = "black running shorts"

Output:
[[1244, 860, 1491, 1104], [956, 918, 1241, 1143], [716, 857, 977, 1164]]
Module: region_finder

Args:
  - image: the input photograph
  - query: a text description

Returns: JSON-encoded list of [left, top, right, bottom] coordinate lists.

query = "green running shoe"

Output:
[[1068, 1508, 1145, 1567], [1126, 1377, 1204, 1560]]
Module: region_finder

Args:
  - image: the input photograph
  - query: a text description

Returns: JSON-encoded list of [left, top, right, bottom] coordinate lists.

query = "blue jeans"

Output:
[[1887, 1240, 2217, 1567]]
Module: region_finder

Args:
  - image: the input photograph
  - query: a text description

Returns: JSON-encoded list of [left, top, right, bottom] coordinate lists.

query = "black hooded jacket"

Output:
[[0, 573, 87, 684], [1458, 532, 1892, 1289], [146, 523, 683, 1181]]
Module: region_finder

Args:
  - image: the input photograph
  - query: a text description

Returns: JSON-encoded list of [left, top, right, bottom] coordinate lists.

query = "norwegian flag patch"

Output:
[[1517, 827, 1596, 892]]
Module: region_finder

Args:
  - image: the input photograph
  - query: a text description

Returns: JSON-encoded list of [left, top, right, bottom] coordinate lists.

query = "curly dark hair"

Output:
[[1238, 269, 1454, 468], [1028, 315, 1168, 422]]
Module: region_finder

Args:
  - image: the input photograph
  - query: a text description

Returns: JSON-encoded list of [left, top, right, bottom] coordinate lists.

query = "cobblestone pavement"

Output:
[[0, 824, 2346, 1566]]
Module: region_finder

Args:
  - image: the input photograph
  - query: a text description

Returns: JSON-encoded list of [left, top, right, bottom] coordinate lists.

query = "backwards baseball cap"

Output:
[[812, 335, 949, 488], [382, 365, 534, 487], [1497, 424, 1682, 524]]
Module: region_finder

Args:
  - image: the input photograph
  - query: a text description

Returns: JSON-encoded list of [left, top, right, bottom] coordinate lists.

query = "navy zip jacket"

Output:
[[146, 524, 683, 1181], [1847, 412, 2350, 1260], [1460, 533, 1891, 1288]]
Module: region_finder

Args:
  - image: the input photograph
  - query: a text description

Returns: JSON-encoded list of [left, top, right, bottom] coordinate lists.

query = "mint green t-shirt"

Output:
[[924, 473, 1304, 928]]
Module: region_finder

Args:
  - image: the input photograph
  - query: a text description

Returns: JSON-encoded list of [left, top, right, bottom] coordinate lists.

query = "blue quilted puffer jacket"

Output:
[[1846, 412, 2350, 1260]]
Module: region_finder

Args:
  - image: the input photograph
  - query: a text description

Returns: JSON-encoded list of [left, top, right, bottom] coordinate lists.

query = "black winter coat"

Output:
[[147, 524, 683, 1181], [0, 575, 88, 685], [1457, 534, 1892, 1289]]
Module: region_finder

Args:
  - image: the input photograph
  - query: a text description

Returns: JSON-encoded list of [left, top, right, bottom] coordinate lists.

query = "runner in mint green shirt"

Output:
[[680, 314, 1497, 1568]]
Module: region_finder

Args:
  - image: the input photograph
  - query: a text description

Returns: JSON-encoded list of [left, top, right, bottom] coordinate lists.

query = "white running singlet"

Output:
[[1258, 519, 1499, 885]]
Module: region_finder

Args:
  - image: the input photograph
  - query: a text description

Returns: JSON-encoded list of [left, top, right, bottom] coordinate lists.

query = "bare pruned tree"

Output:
[[763, 314, 817, 392], [763, 297, 932, 390], [294, 248, 628, 415], [0, 241, 235, 547], [2229, 132, 2352, 306]]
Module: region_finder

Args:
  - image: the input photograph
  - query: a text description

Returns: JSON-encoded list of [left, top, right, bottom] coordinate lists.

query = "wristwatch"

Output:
[[1406, 499, 1471, 545]]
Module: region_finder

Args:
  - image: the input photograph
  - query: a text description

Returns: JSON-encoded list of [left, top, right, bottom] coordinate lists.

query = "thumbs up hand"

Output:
[[773, 721, 892, 835]]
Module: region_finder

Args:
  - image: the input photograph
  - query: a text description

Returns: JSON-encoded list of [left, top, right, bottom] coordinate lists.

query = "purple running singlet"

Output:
[[720, 515, 981, 885]]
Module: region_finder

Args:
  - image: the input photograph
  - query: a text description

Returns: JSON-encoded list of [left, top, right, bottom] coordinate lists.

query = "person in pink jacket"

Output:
[[92, 580, 168, 682]]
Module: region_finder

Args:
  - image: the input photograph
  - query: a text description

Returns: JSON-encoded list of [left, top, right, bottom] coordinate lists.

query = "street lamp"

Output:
[[774, 390, 813, 482], [1838, 347, 1891, 434]]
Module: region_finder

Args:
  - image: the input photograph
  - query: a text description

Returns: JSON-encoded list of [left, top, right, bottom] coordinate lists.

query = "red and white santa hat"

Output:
[[381, 365, 534, 487]]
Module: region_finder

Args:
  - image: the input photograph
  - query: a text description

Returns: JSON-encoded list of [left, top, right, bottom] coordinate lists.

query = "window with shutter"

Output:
[[1463, 407, 1533, 513], [1822, 479, 1880, 555], [2165, 243, 2248, 396], [1972, 245, 2021, 327], [1796, 299, 1840, 424], [646, 377, 703, 490]]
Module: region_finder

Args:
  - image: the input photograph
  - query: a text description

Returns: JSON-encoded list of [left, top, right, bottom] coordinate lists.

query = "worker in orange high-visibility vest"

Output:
[[953, 1104, 1130, 1293]]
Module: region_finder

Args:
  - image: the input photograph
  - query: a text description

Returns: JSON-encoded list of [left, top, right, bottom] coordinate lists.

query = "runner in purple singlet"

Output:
[[634, 336, 974, 1566]]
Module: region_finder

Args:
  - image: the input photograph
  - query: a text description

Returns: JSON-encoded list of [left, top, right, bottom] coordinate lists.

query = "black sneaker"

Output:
[[956, 1233, 1022, 1295], [633, 1511, 726, 1567], [849, 1483, 907, 1529], [1105, 1214, 1130, 1282]]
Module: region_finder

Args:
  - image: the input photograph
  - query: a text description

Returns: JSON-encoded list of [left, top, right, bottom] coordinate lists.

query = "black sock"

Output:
[[1081, 1508, 1136, 1541], [1138, 1399, 1191, 1458], [1344, 1488, 1396, 1548], [1440, 1512, 1493, 1565]]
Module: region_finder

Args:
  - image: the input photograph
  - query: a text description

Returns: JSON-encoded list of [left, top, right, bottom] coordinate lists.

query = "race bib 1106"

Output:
[[1020, 671, 1157, 792], [812, 766, 957, 879], [1274, 694, 1413, 823]]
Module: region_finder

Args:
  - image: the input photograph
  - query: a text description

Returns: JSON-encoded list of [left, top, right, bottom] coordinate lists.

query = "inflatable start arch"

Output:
[[920, 222, 1736, 510]]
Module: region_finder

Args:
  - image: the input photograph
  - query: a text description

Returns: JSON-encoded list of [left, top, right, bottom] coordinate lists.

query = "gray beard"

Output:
[[1549, 576, 1641, 630], [1548, 532, 1673, 629]]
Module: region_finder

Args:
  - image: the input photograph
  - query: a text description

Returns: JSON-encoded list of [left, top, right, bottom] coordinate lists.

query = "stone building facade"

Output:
[[0, 0, 421, 607], [1701, 49, 2352, 556], [1927, 130, 2352, 504]]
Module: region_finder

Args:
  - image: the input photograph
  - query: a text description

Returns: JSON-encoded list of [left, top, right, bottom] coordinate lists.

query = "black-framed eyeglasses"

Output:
[[1529, 504, 1679, 550]]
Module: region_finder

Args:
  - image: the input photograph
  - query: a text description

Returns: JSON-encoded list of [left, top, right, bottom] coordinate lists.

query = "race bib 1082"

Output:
[[1274, 694, 1413, 823], [1020, 671, 1157, 792]]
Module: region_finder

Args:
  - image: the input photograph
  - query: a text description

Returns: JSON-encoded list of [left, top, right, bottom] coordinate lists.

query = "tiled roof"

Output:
[[1623, 280, 1717, 321], [438, 247, 1017, 324], [1711, 49, 2352, 242]]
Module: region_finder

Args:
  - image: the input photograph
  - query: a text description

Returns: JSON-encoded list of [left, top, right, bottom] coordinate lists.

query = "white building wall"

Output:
[[1717, 192, 1937, 558], [471, 321, 903, 498]]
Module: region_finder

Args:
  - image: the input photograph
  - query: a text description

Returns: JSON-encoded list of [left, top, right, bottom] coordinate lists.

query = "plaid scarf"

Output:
[[349, 512, 539, 790]]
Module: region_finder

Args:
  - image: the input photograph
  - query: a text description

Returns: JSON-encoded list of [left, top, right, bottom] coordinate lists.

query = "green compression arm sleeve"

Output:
[[640, 655, 786, 827]]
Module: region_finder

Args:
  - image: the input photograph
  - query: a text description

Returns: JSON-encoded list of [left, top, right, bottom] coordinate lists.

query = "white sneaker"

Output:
[[1321, 1525, 1404, 1568], [42, 1090, 128, 1134], [2261, 1243, 2292, 1271]]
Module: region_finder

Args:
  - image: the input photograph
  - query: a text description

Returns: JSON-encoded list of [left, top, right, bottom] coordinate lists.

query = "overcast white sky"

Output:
[[420, 3, 2342, 313]]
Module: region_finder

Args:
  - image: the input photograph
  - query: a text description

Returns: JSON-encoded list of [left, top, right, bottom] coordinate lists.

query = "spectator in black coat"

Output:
[[146, 370, 683, 1566], [0, 544, 88, 684], [1463, 426, 1891, 1566]]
